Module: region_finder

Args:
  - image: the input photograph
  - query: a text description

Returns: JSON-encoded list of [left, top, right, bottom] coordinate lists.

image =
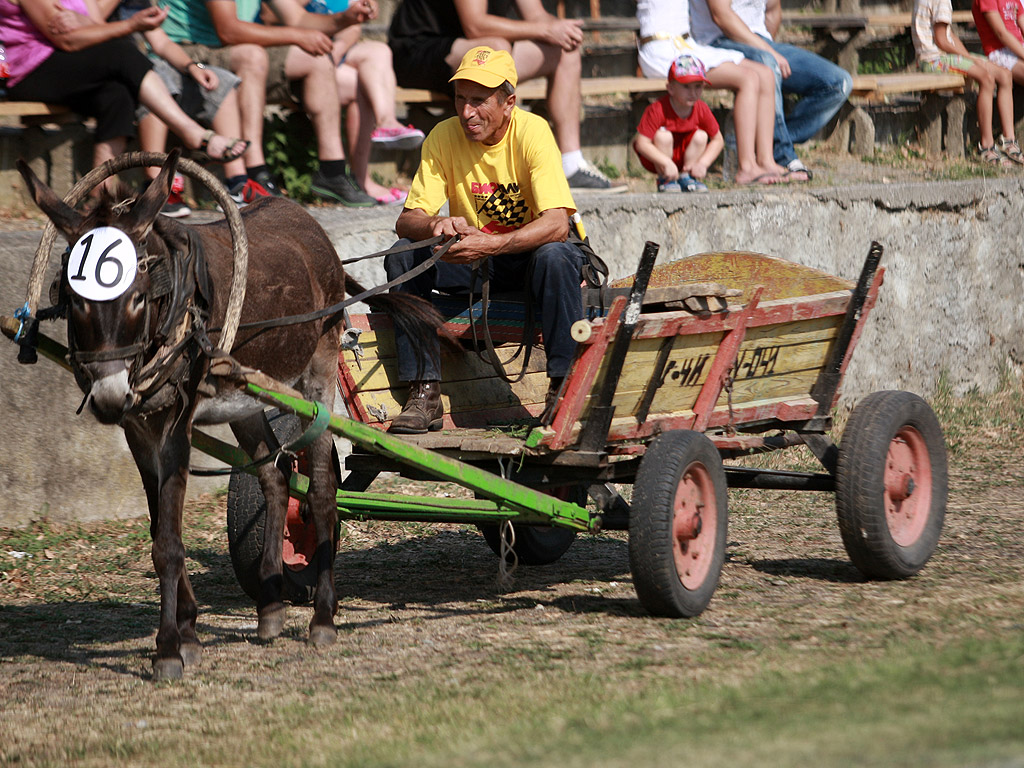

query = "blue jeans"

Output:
[[384, 240, 585, 382], [711, 35, 852, 166]]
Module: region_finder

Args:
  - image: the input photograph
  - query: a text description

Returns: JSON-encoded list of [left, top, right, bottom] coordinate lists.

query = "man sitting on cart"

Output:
[[384, 46, 586, 434]]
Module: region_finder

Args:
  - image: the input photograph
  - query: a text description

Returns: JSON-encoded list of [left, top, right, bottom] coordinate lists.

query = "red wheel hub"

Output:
[[282, 454, 317, 570], [672, 462, 716, 589], [884, 426, 932, 546]]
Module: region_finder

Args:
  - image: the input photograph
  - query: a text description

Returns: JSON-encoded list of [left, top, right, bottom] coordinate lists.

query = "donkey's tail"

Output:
[[346, 275, 455, 378]]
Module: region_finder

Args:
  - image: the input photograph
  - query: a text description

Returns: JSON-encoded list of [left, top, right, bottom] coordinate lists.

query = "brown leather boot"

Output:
[[389, 380, 443, 434], [539, 376, 564, 425]]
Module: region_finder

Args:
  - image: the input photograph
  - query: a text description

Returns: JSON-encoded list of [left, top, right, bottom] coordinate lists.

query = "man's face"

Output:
[[454, 80, 515, 145]]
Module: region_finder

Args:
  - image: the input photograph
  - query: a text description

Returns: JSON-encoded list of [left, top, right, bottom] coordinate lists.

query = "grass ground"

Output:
[[1, 378, 1022, 767]]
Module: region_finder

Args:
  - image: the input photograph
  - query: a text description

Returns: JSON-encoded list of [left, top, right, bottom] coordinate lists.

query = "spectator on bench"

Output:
[[70, 0, 265, 214], [160, 0, 376, 206], [636, 0, 785, 185], [972, 0, 1024, 160], [914, 0, 1022, 166], [690, 0, 853, 180], [274, 0, 424, 205], [1, 0, 248, 193], [634, 54, 724, 193], [387, 0, 626, 192]]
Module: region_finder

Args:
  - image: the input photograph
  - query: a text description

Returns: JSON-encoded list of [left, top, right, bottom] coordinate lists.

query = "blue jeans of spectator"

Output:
[[384, 239, 585, 382], [711, 35, 852, 166]]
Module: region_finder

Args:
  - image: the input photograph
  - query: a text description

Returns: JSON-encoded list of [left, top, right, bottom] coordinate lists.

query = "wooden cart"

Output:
[[221, 241, 948, 618]]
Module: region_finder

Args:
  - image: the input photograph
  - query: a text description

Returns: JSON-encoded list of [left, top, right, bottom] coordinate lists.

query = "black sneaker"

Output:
[[250, 169, 283, 197], [310, 169, 376, 207], [566, 160, 627, 193], [158, 173, 190, 217]]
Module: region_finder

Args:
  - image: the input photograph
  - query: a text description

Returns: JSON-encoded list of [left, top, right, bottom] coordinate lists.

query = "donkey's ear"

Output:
[[130, 149, 182, 235], [16, 158, 84, 241]]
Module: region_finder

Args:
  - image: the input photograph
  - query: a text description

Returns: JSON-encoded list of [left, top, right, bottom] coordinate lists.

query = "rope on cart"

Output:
[[497, 520, 518, 590]]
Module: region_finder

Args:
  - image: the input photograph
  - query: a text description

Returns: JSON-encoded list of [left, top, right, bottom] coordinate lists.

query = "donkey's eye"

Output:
[[131, 292, 146, 311]]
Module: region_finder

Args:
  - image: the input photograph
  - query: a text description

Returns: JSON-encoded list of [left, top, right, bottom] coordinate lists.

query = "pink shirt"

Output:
[[973, 0, 1024, 55], [0, 0, 89, 87]]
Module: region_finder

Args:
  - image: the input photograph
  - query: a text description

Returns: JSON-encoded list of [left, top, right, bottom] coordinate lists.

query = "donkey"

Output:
[[17, 151, 441, 680]]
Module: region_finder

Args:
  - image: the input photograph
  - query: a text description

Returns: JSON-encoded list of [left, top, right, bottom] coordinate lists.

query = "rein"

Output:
[[213, 235, 453, 335]]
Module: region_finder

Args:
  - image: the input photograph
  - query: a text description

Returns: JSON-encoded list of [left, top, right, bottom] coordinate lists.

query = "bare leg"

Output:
[[284, 46, 346, 162], [511, 39, 582, 153], [336, 60, 392, 199], [745, 60, 788, 176], [706, 62, 776, 184], [681, 129, 709, 174], [138, 114, 169, 182], [209, 88, 249, 180], [92, 137, 127, 194], [137, 71, 246, 161], [228, 44, 272, 168]]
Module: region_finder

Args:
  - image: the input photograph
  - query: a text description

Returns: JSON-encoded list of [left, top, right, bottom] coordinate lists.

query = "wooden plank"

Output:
[[851, 72, 965, 97], [781, 10, 971, 28], [0, 101, 71, 118], [396, 76, 666, 105]]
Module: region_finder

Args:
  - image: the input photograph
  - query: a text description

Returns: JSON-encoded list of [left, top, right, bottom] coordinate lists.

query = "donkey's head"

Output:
[[18, 152, 189, 424]]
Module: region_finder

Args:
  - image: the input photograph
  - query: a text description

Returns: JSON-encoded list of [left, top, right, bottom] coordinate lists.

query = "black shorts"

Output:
[[389, 36, 457, 94], [10, 38, 151, 142]]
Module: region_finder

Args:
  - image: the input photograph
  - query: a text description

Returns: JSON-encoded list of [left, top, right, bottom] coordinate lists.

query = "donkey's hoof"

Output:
[[179, 640, 202, 667], [308, 623, 337, 648], [152, 657, 184, 681], [257, 604, 287, 642]]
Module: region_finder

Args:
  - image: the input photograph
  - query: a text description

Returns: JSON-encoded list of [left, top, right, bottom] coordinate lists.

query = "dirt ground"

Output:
[[1, 151, 1022, 766], [0, 383, 1022, 765]]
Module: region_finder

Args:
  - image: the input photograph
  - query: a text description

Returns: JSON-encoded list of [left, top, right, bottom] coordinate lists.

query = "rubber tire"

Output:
[[478, 485, 583, 566], [227, 410, 339, 604], [836, 390, 948, 579], [629, 430, 728, 618]]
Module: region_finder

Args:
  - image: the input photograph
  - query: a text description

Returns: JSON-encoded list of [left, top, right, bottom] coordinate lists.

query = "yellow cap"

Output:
[[449, 46, 518, 89]]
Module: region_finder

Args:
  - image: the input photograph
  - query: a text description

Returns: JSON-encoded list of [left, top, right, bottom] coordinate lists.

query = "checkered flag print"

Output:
[[478, 187, 528, 228]]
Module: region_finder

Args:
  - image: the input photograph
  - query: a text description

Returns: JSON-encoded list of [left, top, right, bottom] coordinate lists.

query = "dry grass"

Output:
[[1, 381, 1023, 767]]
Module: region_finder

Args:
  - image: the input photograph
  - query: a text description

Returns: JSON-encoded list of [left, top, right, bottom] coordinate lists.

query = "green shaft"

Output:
[[243, 383, 593, 531]]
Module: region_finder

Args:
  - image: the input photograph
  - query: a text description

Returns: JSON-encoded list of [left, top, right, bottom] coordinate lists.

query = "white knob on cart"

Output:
[[571, 319, 593, 342]]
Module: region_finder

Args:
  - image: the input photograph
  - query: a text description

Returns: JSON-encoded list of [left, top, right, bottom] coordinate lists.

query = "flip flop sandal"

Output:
[[197, 129, 249, 164], [741, 173, 781, 186]]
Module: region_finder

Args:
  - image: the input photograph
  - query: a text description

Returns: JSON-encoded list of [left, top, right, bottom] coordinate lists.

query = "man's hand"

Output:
[[293, 26, 335, 56], [192, 65, 219, 90], [540, 17, 584, 51], [46, 3, 89, 35], [339, 0, 377, 25], [128, 5, 169, 33], [429, 217, 492, 264]]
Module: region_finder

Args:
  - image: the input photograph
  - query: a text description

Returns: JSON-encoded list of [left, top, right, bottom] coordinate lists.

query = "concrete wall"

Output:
[[2, 179, 1022, 527]]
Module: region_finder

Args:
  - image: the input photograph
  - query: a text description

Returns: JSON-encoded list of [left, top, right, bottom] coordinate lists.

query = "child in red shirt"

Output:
[[633, 54, 724, 193]]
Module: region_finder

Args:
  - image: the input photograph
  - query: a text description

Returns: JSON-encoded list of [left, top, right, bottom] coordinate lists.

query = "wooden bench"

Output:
[[781, 11, 974, 72], [831, 71, 969, 158], [0, 100, 74, 125]]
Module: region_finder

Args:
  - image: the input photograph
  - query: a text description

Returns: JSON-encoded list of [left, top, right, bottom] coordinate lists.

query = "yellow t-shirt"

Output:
[[405, 107, 576, 235]]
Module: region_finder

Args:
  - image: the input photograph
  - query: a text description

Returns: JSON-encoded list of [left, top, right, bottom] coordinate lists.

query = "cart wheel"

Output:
[[227, 410, 341, 604], [836, 390, 947, 579], [478, 485, 583, 566], [629, 430, 727, 618]]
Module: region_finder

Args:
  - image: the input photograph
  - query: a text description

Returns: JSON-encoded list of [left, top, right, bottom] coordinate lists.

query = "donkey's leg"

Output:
[[305, 430, 339, 646], [232, 413, 290, 641], [300, 339, 341, 646], [125, 416, 196, 680]]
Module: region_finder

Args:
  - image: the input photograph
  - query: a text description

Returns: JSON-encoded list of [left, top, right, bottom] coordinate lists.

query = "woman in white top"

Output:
[[636, 0, 785, 184]]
